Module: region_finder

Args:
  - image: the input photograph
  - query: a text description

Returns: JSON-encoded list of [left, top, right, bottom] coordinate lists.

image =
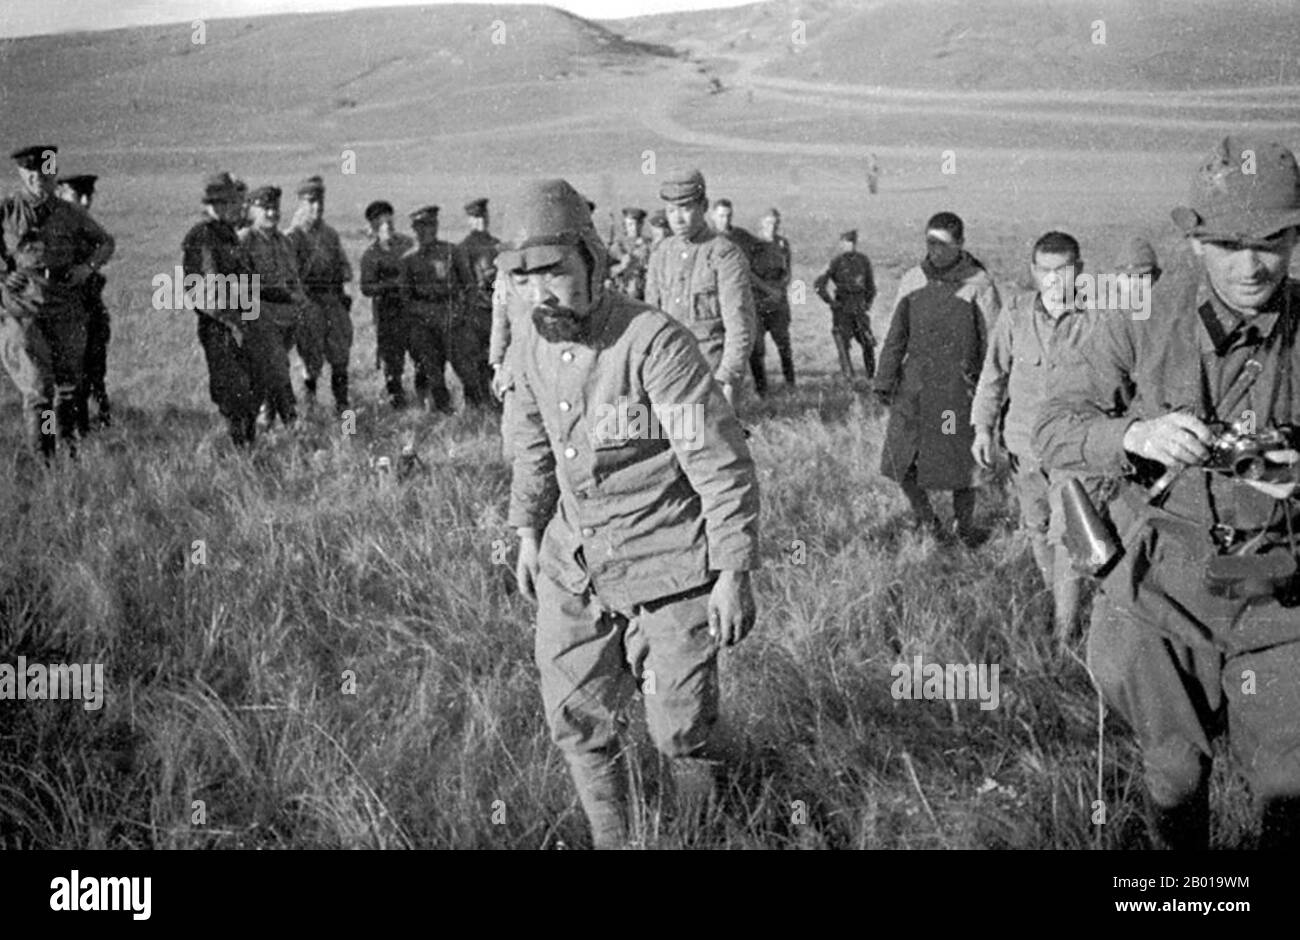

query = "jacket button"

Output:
[[581, 527, 595, 537], [561, 350, 574, 363], [559, 400, 571, 412], [564, 446, 577, 459]]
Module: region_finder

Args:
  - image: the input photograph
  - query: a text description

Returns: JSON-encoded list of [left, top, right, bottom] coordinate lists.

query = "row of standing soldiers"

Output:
[[179, 172, 503, 447]]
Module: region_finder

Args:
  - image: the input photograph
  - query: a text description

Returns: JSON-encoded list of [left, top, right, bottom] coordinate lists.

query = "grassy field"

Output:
[[1, 0, 1295, 849]]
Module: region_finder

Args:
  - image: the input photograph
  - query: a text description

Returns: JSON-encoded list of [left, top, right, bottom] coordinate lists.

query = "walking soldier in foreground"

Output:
[[359, 200, 416, 409], [814, 229, 877, 381], [1, 145, 114, 459], [288, 175, 354, 416], [645, 170, 756, 407], [1034, 137, 1300, 849], [874, 211, 999, 543], [503, 178, 759, 849]]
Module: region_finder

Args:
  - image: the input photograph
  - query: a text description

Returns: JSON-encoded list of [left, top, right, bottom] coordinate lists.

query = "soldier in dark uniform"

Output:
[[359, 200, 416, 409], [288, 175, 354, 416], [400, 205, 461, 413], [56, 173, 113, 431], [1035, 137, 1300, 849], [607, 207, 651, 301], [747, 207, 795, 396], [814, 229, 878, 380], [239, 185, 302, 428], [180, 172, 262, 447], [1, 145, 115, 459], [710, 197, 759, 258], [452, 197, 497, 408]]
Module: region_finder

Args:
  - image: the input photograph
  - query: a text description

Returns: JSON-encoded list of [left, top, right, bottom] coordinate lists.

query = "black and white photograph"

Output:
[[0, 0, 1295, 917]]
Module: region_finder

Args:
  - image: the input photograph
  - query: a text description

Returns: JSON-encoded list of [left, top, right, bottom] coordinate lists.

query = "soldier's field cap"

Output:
[[296, 175, 325, 198], [659, 168, 707, 205], [203, 171, 240, 204], [622, 206, 647, 221], [464, 197, 489, 217], [841, 229, 858, 242], [410, 205, 440, 224], [364, 200, 394, 223], [648, 209, 669, 229], [1172, 137, 1300, 241], [249, 185, 282, 208], [11, 145, 57, 172], [1116, 237, 1158, 274], [59, 174, 98, 197], [496, 178, 598, 274]]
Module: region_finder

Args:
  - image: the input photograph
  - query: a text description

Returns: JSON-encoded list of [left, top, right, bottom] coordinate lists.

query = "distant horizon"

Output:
[[0, 0, 760, 40]]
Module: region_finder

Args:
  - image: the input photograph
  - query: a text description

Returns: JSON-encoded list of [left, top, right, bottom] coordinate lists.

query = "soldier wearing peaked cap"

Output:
[[607, 206, 651, 302], [1034, 136, 1300, 849], [359, 200, 418, 409], [644, 169, 757, 407], [54, 174, 114, 432], [501, 177, 759, 849], [181, 171, 266, 446], [398, 205, 462, 413], [288, 174, 354, 416], [814, 228, 878, 381], [747, 207, 796, 396], [1, 145, 115, 460], [451, 197, 499, 408], [647, 209, 669, 249], [239, 185, 302, 428]]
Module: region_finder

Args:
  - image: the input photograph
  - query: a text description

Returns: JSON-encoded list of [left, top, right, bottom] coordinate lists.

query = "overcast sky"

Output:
[[0, 0, 756, 38]]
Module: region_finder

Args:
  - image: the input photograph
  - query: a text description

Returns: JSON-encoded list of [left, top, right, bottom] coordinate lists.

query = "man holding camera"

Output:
[[1034, 137, 1300, 849]]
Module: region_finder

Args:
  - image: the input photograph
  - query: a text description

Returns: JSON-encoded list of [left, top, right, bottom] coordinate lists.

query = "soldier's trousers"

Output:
[[1010, 456, 1083, 634], [196, 315, 259, 446], [295, 292, 353, 403], [535, 572, 721, 846], [446, 309, 494, 408], [749, 301, 794, 396], [76, 300, 111, 432], [405, 302, 453, 412], [1, 312, 87, 457], [1088, 548, 1300, 847], [254, 306, 298, 425], [832, 295, 875, 379]]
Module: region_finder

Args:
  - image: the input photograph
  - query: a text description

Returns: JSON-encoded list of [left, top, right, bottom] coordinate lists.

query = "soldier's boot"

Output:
[[777, 343, 796, 386], [671, 756, 722, 843], [1029, 532, 1055, 591], [568, 750, 628, 851], [831, 331, 854, 380], [55, 395, 81, 459], [862, 341, 876, 381], [1052, 546, 1084, 651], [228, 412, 256, 448], [94, 386, 112, 428], [1259, 795, 1300, 848], [385, 373, 407, 410], [303, 375, 319, 410], [75, 389, 92, 437], [429, 386, 453, 414], [899, 475, 939, 534], [330, 370, 350, 416], [25, 407, 55, 463], [953, 487, 980, 546], [1149, 786, 1210, 851], [256, 401, 273, 429], [749, 349, 769, 398]]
